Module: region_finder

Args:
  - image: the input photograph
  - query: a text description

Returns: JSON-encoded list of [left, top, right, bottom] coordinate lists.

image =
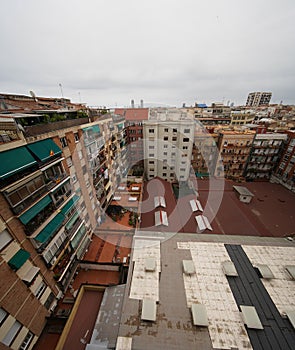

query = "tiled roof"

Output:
[[0, 93, 85, 113]]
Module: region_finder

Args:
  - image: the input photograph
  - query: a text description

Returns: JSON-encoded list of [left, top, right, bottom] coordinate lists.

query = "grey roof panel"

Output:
[[141, 299, 157, 322], [285, 265, 295, 279], [256, 264, 274, 279], [191, 303, 209, 327], [240, 305, 264, 329], [286, 310, 295, 329], [182, 260, 195, 275], [222, 261, 238, 277]]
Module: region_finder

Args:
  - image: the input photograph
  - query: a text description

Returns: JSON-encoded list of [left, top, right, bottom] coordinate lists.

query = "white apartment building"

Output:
[[143, 108, 194, 182], [246, 92, 272, 107]]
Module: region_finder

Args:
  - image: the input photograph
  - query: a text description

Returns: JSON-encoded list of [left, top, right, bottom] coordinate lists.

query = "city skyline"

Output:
[[0, 0, 295, 107]]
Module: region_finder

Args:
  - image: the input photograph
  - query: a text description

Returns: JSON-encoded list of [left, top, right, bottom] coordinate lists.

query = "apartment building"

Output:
[[114, 108, 148, 167], [215, 130, 255, 180], [246, 92, 272, 107], [186, 103, 231, 127], [244, 133, 287, 181], [271, 131, 295, 191], [0, 139, 64, 349], [143, 108, 194, 182], [192, 125, 219, 177], [0, 94, 129, 348], [230, 111, 255, 126]]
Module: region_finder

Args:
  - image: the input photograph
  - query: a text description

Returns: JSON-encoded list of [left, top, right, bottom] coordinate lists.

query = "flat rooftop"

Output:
[[148, 108, 194, 122], [117, 232, 295, 350], [140, 178, 295, 237]]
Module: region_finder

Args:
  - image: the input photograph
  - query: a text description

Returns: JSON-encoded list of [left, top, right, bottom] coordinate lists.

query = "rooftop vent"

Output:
[[190, 199, 203, 212], [155, 210, 168, 226], [195, 215, 212, 231], [145, 258, 156, 272], [154, 196, 166, 208], [183, 260, 195, 275]]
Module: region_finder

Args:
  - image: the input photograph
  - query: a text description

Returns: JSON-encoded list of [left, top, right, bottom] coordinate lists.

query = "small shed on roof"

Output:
[[233, 186, 254, 204]]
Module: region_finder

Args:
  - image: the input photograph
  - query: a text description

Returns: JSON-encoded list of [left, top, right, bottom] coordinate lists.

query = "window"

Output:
[[149, 160, 154, 164], [0, 308, 8, 326], [164, 128, 168, 132], [72, 174, 77, 183], [66, 157, 72, 168], [164, 145, 168, 148], [0, 230, 13, 252], [172, 137, 177, 141], [162, 173, 167, 177], [19, 331, 34, 350], [170, 173, 174, 177], [164, 152, 167, 156], [60, 137, 68, 148], [172, 152, 175, 156], [149, 145, 155, 149], [163, 166, 167, 170], [183, 146, 188, 150], [149, 154, 154, 157], [180, 168, 186, 171], [82, 165, 87, 174], [74, 133, 79, 142], [164, 136, 168, 141], [183, 138, 189, 142], [2, 320, 21, 346], [34, 281, 47, 299], [184, 129, 190, 133], [78, 150, 83, 160], [149, 129, 154, 133], [149, 168, 154, 172]]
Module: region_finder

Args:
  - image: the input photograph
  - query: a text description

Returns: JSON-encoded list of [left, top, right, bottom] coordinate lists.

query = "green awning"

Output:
[[35, 213, 64, 244], [65, 211, 80, 231], [27, 139, 62, 162], [61, 195, 79, 216], [8, 249, 30, 271], [82, 126, 93, 132], [92, 125, 101, 134], [0, 147, 37, 179], [19, 195, 52, 225]]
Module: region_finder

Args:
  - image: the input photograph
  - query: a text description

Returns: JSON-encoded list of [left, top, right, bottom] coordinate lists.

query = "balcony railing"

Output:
[[24, 189, 71, 236], [45, 173, 69, 191]]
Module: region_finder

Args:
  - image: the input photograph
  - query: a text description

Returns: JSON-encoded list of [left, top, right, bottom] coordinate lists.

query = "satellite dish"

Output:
[[29, 90, 38, 101]]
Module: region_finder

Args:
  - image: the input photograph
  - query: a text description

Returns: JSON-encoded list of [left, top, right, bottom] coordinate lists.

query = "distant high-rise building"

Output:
[[246, 92, 272, 107]]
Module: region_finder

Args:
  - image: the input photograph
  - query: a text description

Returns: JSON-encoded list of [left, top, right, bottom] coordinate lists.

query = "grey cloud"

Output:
[[0, 0, 294, 106]]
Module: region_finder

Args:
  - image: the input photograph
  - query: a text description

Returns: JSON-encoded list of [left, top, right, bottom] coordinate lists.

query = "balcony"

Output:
[[45, 172, 69, 191], [24, 189, 71, 236]]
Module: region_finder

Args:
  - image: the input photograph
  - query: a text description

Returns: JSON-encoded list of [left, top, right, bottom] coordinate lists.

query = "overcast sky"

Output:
[[1, 0, 294, 107]]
